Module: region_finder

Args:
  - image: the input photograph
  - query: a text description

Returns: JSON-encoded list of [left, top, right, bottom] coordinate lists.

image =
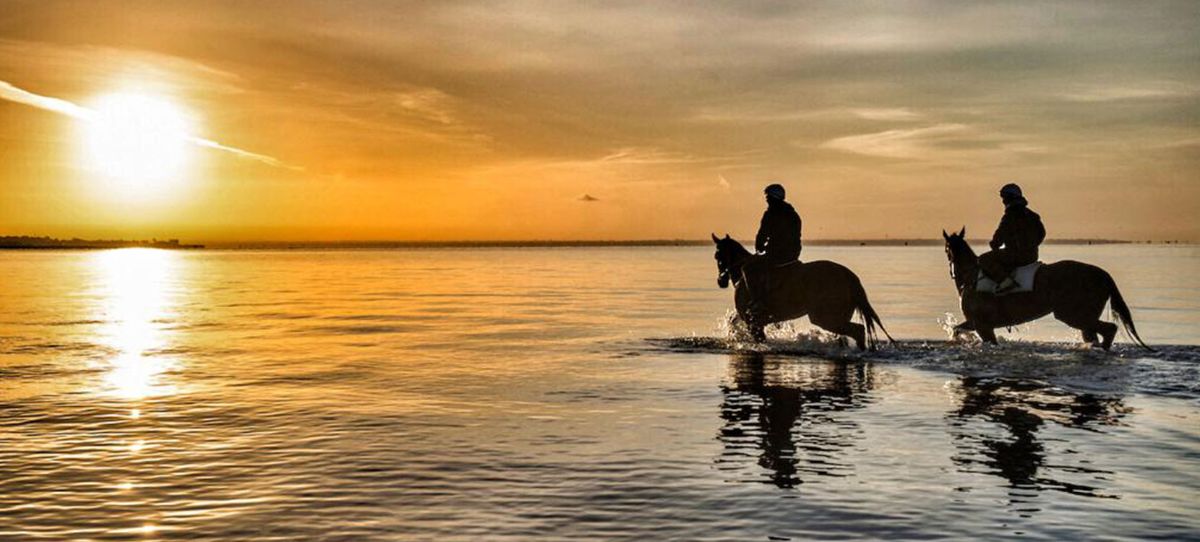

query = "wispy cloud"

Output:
[[395, 88, 458, 126], [850, 108, 922, 121], [0, 79, 298, 170], [1060, 83, 1198, 103], [820, 123, 970, 159], [596, 147, 736, 166], [0, 80, 94, 119], [188, 138, 300, 170]]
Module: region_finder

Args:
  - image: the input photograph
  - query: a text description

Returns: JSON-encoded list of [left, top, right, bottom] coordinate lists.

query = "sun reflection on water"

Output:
[[91, 248, 182, 399]]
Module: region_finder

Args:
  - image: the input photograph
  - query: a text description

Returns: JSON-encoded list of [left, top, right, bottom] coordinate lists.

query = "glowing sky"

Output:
[[1, 1, 1197, 241]]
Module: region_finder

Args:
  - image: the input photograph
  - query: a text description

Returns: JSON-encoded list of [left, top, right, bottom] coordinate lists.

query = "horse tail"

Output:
[[852, 275, 895, 348], [1107, 273, 1154, 352]]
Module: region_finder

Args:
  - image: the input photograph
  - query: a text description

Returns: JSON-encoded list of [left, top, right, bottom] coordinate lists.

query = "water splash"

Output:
[[937, 312, 961, 340]]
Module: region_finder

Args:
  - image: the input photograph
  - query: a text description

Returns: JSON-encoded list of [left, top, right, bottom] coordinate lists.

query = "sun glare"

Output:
[[81, 91, 195, 194], [91, 248, 182, 399]]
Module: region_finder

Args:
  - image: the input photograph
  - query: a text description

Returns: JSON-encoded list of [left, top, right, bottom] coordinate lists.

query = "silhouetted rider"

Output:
[[745, 183, 802, 315], [979, 183, 1045, 292], [755, 183, 802, 264]]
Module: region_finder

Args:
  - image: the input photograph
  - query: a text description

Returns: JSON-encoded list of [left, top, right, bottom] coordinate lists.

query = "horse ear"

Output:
[[942, 229, 949, 241], [959, 226, 966, 237], [724, 233, 731, 240], [711, 233, 720, 243]]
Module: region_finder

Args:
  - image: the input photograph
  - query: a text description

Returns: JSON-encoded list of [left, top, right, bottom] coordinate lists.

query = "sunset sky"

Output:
[[1, 1, 1198, 241]]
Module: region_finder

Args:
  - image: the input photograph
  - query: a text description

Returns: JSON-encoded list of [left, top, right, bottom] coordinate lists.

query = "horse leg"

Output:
[[1097, 321, 1118, 351], [846, 322, 868, 351], [749, 324, 767, 343], [1054, 308, 1116, 350], [976, 326, 999, 345], [952, 320, 975, 340], [813, 315, 867, 351]]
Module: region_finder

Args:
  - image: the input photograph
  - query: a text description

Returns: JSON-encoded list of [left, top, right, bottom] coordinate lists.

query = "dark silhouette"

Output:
[[943, 228, 1152, 350], [712, 234, 893, 349], [717, 353, 874, 488], [755, 184, 802, 264], [0, 236, 203, 249], [745, 184, 803, 313], [948, 376, 1127, 504], [977, 184, 1046, 292]]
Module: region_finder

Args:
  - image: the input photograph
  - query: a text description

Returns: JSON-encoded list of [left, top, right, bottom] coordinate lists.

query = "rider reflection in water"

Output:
[[745, 183, 802, 315], [949, 376, 1126, 506], [978, 183, 1046, 293]]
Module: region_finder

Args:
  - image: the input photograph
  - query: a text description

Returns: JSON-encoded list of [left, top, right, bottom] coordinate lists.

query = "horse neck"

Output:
[[952, 242, 978, 294], [727, 244, 752, 270]]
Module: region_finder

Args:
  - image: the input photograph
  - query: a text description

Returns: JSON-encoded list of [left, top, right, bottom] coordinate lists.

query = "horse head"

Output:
[[711, 233, 749, 288], [942, 226, 975, 289]]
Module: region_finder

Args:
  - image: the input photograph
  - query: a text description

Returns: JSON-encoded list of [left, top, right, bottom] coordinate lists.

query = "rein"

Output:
[[716, 241, 753, 288]]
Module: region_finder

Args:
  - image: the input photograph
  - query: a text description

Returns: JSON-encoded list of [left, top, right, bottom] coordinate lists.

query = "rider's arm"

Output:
[[755, 212, 771, 253], [989, 215, 1009, 250]]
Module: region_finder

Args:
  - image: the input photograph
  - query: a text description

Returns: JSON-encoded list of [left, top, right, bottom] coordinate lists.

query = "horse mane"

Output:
[[949, 235, 976, 259], [720, 237, 752, 258]]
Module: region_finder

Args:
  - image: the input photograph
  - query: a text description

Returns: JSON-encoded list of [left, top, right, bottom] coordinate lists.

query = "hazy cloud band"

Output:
[[0, 79, 297, 170]]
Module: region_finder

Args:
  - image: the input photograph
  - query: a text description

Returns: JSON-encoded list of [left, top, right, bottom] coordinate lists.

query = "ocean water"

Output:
[[0, 245, 1197, 541]]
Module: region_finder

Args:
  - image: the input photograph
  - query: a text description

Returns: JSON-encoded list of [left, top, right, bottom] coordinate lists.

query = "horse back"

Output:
[[791, 260, 855, 279], [966, 259, 1113, 327], [779, 260, 861, 302], [1036, 260, 1114, 301]]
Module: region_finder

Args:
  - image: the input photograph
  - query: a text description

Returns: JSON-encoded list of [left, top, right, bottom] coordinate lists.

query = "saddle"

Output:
[[976, 262, 1041, 295], [741, 259, 801, 298]]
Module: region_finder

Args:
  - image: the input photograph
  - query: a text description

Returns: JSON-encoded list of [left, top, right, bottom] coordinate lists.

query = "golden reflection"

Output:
[[91, 248, 181, 399]]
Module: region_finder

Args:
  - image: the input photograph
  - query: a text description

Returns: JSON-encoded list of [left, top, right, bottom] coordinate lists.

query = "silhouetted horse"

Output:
[[711, 233, 893, 350], [718, 352, 875, 488], [942, 227, 1152, 350], [950, 376, 1127, 499]]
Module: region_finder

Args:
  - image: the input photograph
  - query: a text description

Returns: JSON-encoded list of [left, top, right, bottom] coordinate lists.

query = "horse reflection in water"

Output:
[[717, 353, 875, 488], [948, 376, 1129, 508]]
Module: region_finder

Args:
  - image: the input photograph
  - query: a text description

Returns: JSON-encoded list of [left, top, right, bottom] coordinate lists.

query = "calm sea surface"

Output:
[[1, 245, 1198, 540]]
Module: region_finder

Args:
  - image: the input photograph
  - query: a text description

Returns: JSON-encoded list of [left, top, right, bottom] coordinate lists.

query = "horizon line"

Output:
[[4, 235, 1193, 249]]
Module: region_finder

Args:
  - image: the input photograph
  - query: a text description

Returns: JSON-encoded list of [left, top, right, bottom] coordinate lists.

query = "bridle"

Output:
[[945, 240, 974, 296], [715, 243, 749, 288], [717, 262, 744, 287]]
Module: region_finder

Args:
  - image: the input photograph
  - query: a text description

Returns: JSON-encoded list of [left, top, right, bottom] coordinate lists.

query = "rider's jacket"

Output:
[[755, 198, 802, 264], [989, 198, 1045, 264]]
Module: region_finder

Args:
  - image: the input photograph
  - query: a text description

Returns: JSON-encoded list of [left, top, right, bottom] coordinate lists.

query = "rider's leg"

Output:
[[978, 251, 1007, 282], [980, 251, 1019, 292], [743, 258, 769, 317]]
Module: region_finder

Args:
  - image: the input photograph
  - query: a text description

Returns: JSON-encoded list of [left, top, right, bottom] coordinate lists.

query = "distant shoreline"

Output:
[[0, 237, 204, 250], [2, 236, 1192, 250]]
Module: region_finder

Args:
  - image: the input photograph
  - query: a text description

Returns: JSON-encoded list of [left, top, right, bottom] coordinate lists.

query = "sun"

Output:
[[81, 91, 195, 194]]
